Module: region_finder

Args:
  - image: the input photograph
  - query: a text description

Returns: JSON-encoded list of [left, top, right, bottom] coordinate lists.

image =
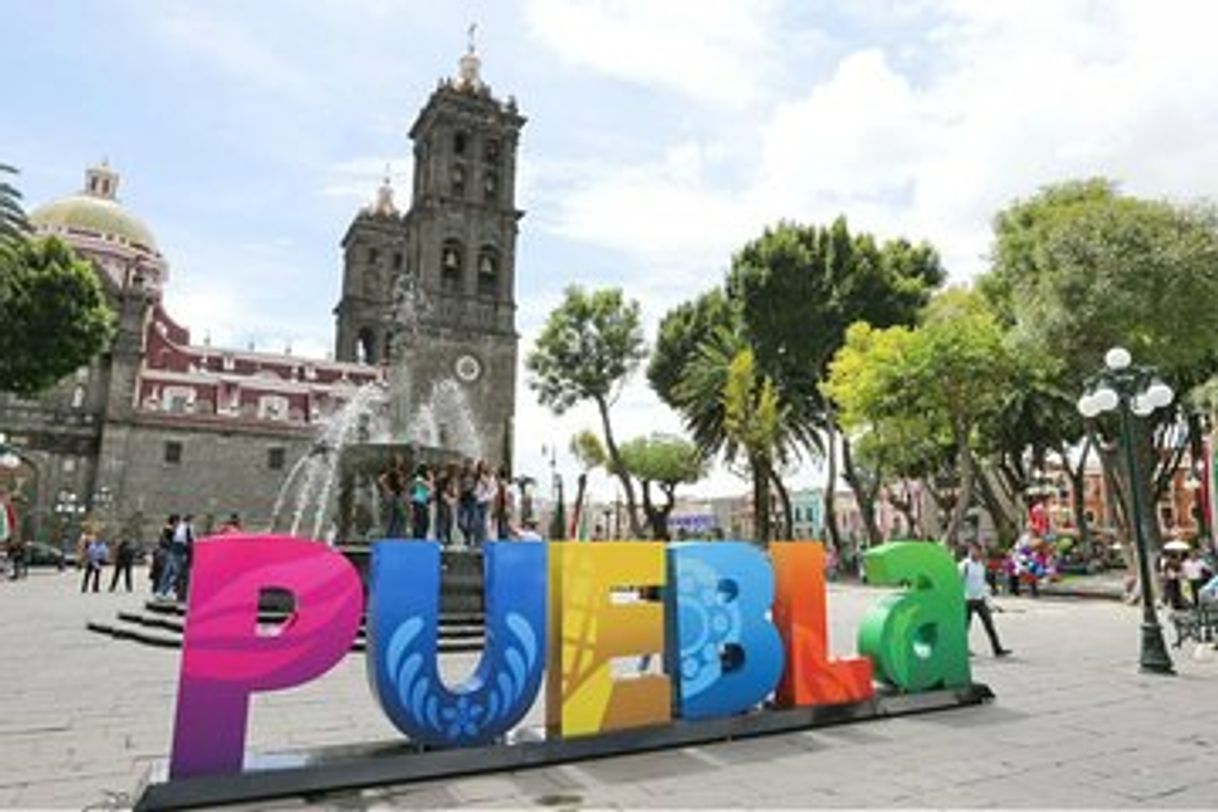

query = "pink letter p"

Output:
[[169, 535, 363, 778]]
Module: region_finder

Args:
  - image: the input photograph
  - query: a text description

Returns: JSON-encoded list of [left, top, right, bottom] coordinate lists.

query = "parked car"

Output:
[[23, 542, 78, 569]]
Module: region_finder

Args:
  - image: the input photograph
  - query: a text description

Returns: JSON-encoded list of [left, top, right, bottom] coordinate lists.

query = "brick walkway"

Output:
[[2, 567, 1217, 808]]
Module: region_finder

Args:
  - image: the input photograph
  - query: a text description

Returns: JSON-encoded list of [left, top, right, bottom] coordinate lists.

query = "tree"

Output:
[[717, 219, 947, 544], [826, 290, 1012, 547], [720, 349, 786, 544], [652, 220, 943, 544], [618, 434, 706, 540], [0, 236, 115, 395], [0, 164, 30, 251], [527, 286, 647, 537], [982, 178, 1218, 549], [648, 288, 733, 409], [568, 429, 606, 539]]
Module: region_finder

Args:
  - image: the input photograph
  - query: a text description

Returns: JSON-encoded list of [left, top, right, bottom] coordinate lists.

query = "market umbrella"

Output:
[[1164, 540, 1191, 552]]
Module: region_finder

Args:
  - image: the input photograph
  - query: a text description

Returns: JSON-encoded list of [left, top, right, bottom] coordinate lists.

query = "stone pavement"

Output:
[[3, 567, 1218, 809]]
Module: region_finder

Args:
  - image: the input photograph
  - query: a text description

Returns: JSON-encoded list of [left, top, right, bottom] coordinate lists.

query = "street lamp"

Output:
[[1077, 346, 1175, 675]]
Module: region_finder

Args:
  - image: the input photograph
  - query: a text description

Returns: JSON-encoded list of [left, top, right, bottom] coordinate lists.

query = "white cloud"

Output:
[[537, 0, 1218, 285], [524, 0, 784, 108]]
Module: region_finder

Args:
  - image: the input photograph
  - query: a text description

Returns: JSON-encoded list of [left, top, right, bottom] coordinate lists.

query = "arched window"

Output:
[[451, 164, 466, 197], [484, 138, 500, 162], [356, 327, 377, 364], [441, 239, 463, 292], [477, 246, 499, 296], [453, 131, 468, 155]]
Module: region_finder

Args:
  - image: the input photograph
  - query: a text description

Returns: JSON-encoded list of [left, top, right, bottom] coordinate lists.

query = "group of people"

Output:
[[1159, 549, 1215, 610], [75, 524, 138, 593], [378, 457, 524, 546], [73, 512, 242, 600]]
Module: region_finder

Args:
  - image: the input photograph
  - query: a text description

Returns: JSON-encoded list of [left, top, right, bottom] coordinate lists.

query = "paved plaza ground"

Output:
[[3, 566, 1218, 809]]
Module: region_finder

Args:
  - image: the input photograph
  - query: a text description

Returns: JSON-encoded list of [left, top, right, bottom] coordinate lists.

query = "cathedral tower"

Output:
[[334, 38, 524, 466]]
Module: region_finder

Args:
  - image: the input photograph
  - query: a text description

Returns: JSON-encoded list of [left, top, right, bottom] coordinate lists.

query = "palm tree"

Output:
[[674, 329, 793, 544], [0, 164, 30, 249]]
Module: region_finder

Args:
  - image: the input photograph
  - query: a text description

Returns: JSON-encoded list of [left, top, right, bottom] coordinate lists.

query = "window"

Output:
[[392, 251, 403, 270], [63, 457, 76, 473], [484, 138, 500, 162], [451, 164, 466, 197], [477, 246, 498, 296], [259, 395, 289, 421], [368, 247, 379, 265], [356, 328, 377, 364], [164, 441, 183, 465], [483, 171, 498, 203], [441, 239, 463, 292], [71, 386, 85, 409], [163, 385, 196, 414], [268, 447, 286, 471], [454, 131, 468, 155]]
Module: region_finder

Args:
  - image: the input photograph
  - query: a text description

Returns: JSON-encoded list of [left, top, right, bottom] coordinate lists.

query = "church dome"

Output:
[[29, 163, 159, 253]]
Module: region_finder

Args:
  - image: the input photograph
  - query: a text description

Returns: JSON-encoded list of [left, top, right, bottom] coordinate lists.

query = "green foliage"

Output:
[[0, 163, 30, 251], [526, 285, 647, 413], [569, 429, 607, 472], [721, 348, 786, 543], [825, 290, 1013, 543], [0, 236, 115, 395], [618, 434, 706, 488], [985, 178, 1218, 388], [527, 285, 647, 536], [648, 287, 734, 410], [619, 433, 706, 540], [725, 217, 945, 450]]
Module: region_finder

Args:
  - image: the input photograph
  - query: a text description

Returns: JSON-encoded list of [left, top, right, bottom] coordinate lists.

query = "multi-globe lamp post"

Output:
[[1077, 346, 1175, 675]]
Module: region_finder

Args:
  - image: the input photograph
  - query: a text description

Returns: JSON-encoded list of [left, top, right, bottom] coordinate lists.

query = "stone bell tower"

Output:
[[334, 32, 524, 467]]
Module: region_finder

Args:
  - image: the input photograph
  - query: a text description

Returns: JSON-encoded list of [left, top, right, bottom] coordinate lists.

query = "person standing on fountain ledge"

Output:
[[457, 458, 477, 547], [378, 455, 408, 539], [474, 460, 496, 548], [410, 464, 433, 540], [493, 466, 513, 541], [435, 464, 458, 548]]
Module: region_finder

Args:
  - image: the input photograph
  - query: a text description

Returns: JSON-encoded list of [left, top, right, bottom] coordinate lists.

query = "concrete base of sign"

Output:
[[135, 683, 993, 811]]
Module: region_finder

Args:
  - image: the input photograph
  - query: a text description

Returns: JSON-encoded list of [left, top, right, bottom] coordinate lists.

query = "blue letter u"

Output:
[[366, 540, 546, 747]]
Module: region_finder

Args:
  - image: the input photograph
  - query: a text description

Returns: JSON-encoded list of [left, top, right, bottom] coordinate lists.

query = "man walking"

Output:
[[960, 544, 1012, 658]]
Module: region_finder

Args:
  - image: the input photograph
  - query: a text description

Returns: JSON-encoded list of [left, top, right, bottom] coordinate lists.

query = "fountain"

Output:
[[269, 269, 489, 613]]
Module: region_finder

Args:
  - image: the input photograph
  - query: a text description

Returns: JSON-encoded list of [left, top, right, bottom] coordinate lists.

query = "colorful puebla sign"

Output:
[[168, 537, 971, 779]]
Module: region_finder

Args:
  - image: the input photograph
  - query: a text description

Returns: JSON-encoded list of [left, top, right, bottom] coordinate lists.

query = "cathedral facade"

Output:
[[0, 47, 521, 545]]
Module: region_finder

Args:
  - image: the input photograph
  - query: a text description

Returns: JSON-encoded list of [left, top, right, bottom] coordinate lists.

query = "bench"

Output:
[[1169, 605, 1218, 647]]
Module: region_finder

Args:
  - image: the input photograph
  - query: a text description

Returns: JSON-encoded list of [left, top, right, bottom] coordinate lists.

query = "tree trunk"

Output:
[[639, 479, 668, 540], [1066, 437, 1093, 556], [657, 482, 677, 541], [595, 395, 642, 537], [569, 472, 588, 540], [942, 422, 974, 550], [841, 436, 882, 546], [974, 467, 1017, 547], [1187, 411, 1212, 547], [751, 452, 772, 546], [889, 481, 922, 539], [768, 464, 794, 540], [823, 413, 841, 549]]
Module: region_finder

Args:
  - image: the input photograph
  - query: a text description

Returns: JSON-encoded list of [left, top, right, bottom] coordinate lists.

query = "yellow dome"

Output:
[[30, 194, 158, 252]]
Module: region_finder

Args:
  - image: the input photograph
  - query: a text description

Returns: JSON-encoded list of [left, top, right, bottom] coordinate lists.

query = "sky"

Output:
[[5, 0, 1218, 502]]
